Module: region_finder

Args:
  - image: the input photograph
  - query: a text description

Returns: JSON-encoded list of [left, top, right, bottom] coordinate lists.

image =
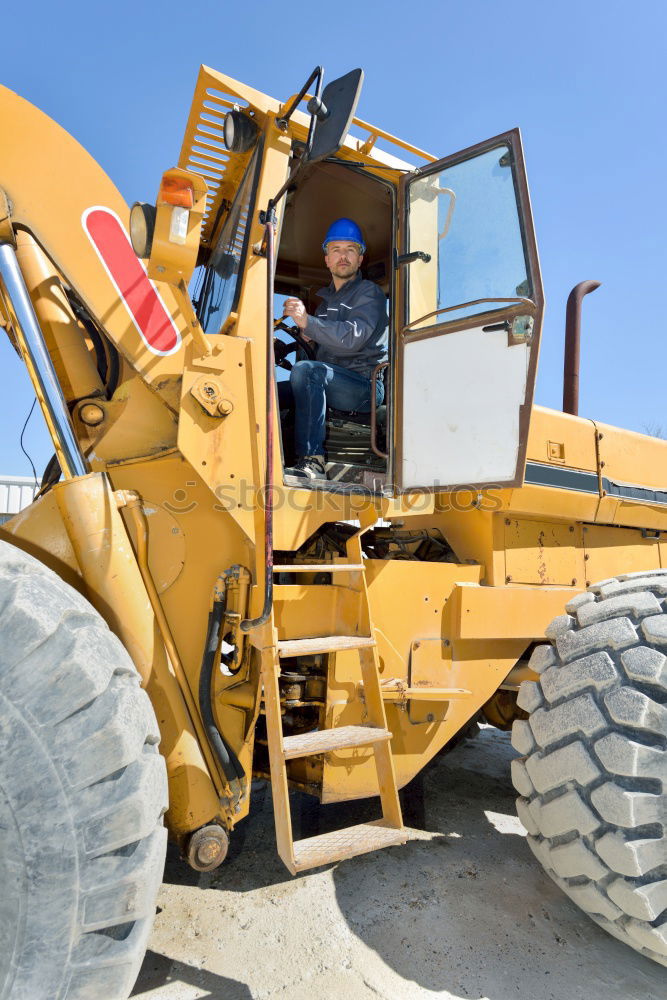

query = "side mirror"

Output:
[[267, 67, 365, 216], [305, 69, 364, 163]]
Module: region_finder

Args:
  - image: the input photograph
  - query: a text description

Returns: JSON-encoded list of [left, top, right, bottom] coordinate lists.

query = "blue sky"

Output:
[[1, 0, 665, 477]]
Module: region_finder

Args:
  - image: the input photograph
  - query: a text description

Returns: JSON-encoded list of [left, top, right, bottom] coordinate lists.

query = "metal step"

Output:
[[376, 681, 472, 702], [275, 563, 365, 573], [282, 725, 391, 760], [292, 820, 407, 872], [277, 635, 375, 657]]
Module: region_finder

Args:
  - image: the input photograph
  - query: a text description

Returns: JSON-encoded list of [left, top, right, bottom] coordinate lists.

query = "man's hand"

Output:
[[283, 297, 309, 332]]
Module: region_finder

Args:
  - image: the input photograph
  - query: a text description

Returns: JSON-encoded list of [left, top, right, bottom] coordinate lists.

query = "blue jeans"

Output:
[[278, 360, 384, 457]]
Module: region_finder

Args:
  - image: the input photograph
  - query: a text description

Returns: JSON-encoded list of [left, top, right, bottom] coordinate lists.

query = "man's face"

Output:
[[324, 240, 364, 281]]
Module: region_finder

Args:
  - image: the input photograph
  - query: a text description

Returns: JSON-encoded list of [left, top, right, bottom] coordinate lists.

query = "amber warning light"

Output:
[[158, 176, 195, 209]]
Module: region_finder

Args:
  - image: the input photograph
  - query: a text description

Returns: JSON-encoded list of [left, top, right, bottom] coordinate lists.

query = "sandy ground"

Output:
[[133, 728, 665, 1000]]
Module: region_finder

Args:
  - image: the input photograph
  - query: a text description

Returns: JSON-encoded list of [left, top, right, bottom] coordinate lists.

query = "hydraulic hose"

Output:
[[66, 288, 121, 399], [199, 592, 245, 784], [39, 452, 61, 493]]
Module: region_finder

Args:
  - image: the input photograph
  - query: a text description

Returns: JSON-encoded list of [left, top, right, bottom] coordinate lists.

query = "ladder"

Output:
[[260, 526, 407, 874]]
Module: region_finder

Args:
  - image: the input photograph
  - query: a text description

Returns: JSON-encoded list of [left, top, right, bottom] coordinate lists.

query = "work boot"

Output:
[[284, 455, 327, 481]]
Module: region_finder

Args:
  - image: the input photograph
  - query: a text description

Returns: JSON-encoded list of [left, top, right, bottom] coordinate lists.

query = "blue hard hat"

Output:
[[322, 218, 366, 253]]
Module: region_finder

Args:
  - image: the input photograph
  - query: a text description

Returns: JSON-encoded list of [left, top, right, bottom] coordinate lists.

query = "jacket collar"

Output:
[[318, 270, 362, 298]]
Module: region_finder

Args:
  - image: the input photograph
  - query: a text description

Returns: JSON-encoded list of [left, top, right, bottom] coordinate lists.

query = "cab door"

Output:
[[395, 129, 543, 491]]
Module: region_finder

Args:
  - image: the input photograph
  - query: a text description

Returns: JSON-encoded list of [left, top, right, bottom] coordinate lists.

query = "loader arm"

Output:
[[0, 85, 193, 407]]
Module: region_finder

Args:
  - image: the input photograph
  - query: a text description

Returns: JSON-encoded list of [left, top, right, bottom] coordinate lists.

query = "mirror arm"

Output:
[[263, 67, 325, 222], [262, 162, 299, 220], [276, 66, 323, 134]]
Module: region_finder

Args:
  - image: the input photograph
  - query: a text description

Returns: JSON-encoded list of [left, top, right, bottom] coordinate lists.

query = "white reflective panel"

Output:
[[169, 206, 189, 245], [401, 326, 529, 488]]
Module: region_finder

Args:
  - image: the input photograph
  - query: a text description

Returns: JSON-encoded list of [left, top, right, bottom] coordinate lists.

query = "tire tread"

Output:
[[0, 541, 167, 1000], [512, 569, 667, 968]]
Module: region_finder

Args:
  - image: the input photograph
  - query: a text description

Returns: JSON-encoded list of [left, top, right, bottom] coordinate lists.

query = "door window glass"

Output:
[[407, 144, 531, 329]]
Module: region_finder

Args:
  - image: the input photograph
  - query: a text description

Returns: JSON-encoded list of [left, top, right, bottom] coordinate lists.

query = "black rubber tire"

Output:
[[511, 570, 667, 967], [0, 540, 168, 1000]]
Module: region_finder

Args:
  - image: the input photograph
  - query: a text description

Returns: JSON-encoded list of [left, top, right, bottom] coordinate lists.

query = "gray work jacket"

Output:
[[303, 272, 388, 379]]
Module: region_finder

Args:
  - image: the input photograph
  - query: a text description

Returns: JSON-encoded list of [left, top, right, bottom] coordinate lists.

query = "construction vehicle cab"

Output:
[[189, 66, 543, 493], [273, 159, 394, 483], [0, 63, 665, 1000]]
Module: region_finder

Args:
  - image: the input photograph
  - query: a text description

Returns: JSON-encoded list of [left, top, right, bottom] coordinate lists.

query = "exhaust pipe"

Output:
[[563, 280, 601, 416]]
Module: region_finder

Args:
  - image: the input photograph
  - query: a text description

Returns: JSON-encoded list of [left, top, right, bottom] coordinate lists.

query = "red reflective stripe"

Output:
[[84, 208, 180, 354]]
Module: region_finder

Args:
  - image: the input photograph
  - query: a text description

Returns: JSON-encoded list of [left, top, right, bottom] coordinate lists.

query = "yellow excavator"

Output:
[[0, 63, 664, 1000]]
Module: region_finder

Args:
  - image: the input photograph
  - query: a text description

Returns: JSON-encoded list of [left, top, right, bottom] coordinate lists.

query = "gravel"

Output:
[[133, 727, 665, 1000]]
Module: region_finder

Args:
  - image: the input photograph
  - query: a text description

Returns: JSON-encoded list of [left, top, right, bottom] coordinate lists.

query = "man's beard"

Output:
[[332, 263, 357, 278]]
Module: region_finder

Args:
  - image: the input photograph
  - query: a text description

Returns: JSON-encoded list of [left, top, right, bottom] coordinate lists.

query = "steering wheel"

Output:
[[273, 319, 316, 371]]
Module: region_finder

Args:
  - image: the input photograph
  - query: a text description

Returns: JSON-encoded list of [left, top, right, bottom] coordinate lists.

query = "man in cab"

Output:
[[281, 217, 387, 481]]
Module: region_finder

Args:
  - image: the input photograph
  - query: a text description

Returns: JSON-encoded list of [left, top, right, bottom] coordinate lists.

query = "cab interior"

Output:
[[274, 159, 395, 489]]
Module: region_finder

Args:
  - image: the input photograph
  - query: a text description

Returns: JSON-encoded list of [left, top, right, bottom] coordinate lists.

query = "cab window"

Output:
[[194, 144, 262, 333]]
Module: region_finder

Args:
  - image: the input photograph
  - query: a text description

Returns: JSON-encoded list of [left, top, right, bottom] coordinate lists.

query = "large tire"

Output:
[[511, 570, 667, 967], [0, 540, 168, 1000]]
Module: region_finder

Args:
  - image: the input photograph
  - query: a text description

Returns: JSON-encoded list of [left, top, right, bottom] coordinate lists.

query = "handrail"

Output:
[[370, 361, 389, 459], [350, 116, 437, 163], [403, 297, 536, 335]]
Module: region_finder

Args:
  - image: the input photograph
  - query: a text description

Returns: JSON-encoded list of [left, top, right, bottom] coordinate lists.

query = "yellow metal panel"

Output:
[[451, 583, 576, 639], [122, 499, 185, 594], [410, 637, 452, 688], [583, 524, 661, 585], [592, 421, 667, 532], [106, 454, 257, 827], [108, 456, 251, 687], [365, 559, 483, 668], [87, 375, 178, 467], [272, 584, 357, 642], [177, 337, 259, 541], [321, 637, 525, 803], [508, 483, 600, 523], [610, 502, 667, 532], [406, 174, 440, 328], [504, 517, 583, 586], [1, 489, 82, 591], [527, 406, 598, 471], [54, 473, 224, 837], [596, 420, 667, 491], [408, 638, 452, 723], [273, 491, 382, 552]]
